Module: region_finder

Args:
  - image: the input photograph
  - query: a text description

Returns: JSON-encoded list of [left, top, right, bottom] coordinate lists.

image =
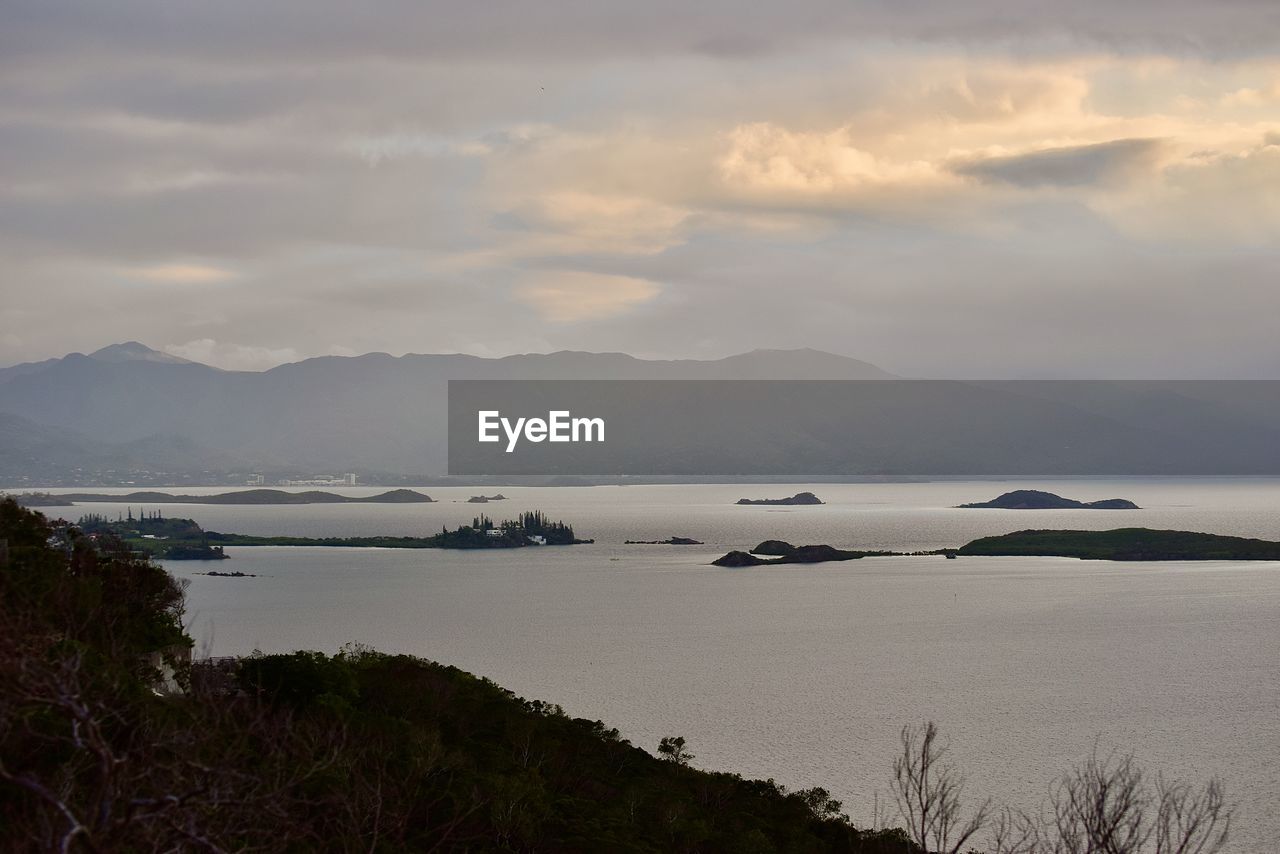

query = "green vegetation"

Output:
[[0, 498, 911, 852], [424, 510, 589, 548], [1, 496, 192, 665], [77, 510, 227, 560], [957, 527, 1280, 560]]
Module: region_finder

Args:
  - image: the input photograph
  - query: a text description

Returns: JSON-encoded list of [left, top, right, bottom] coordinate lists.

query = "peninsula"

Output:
[[958, 489, 1139, 510]]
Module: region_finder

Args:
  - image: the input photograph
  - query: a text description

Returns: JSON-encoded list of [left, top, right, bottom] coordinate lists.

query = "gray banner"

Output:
[[447, 380, 1280, 475]]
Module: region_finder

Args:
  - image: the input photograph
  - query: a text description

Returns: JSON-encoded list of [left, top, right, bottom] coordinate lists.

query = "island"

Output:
[[735, 492, 823, 506], [624, 536, 703, 545], [73, 510, 591, 558], [713, 543, 897, 567], [958, 489, 1139, 510], [716, 526, 1280, 566], [467, 494, 508, 503], [54, 488, 434, 505], [956, 528, 1280, 561]]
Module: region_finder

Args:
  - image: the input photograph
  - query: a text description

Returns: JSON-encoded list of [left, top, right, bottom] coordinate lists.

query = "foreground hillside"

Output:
[[0, 498, 910, 852]]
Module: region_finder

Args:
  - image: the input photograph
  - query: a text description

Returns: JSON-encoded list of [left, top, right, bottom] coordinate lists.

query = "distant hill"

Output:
[[0, 340, 195, 385]]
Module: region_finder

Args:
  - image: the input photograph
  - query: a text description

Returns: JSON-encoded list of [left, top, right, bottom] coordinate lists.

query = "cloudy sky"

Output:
[[3, 1, 1279, 377]]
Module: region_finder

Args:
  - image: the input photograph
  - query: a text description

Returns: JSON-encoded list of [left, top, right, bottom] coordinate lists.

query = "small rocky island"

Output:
[[624, 536, 703, 545], [736, 492, 823, 506], [714, 542, 896, 567], [58, 488, 434, 505], [958, 489, 1139, 510], [467, 494, 508, 503]]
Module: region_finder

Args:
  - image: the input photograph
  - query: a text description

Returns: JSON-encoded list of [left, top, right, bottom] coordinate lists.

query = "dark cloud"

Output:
[[4, 0, 1280, 66], [951, 139, 1164, 188]]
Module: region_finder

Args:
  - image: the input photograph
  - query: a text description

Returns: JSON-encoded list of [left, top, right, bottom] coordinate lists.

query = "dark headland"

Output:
[[958, 528, 1280, 561], [959, 489, 1138, 510], [736, 491, 824, 506]]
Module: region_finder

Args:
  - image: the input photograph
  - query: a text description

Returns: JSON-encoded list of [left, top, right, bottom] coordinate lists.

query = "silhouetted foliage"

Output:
[[0, 499, 910, 852], [658, 735, 695, 766]]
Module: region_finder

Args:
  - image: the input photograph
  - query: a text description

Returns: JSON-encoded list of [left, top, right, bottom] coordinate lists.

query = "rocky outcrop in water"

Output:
[[736, 492, 823, 506]]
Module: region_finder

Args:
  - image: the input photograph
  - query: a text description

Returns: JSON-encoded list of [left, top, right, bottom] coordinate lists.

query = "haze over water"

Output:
[[44, 478, 1280, 851]]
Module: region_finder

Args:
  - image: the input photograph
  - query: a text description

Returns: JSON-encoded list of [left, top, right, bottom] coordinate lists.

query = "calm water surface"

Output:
[[40, 479, 1280, 851]]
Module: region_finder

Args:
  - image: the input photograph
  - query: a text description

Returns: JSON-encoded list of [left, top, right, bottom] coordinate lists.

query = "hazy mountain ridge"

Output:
[[4, 344, 1280, 479], [0, 344, 895, 476], [0, 412, 260, 482]]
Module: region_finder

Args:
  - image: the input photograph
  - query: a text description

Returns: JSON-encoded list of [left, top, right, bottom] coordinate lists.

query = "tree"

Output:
[[657, 735, 694, 766], [891, 721, 990, 854], [989, 751, 1231, 854]]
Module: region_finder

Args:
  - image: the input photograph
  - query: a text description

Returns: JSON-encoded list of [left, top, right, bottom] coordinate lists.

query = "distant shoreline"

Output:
[[18, 488, 434, 506], [11, 474, 1280, 492]]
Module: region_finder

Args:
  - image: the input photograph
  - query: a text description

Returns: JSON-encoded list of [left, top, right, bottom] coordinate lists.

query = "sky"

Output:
[[2, 1, 1279, 377]]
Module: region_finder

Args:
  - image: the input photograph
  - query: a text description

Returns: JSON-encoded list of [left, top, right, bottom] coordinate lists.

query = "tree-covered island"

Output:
[[72, 509, 591, 559]]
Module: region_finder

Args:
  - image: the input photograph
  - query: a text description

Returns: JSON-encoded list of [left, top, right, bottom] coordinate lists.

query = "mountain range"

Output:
[[0, 343, 893, 481], [3, 343, 1280, 483]]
